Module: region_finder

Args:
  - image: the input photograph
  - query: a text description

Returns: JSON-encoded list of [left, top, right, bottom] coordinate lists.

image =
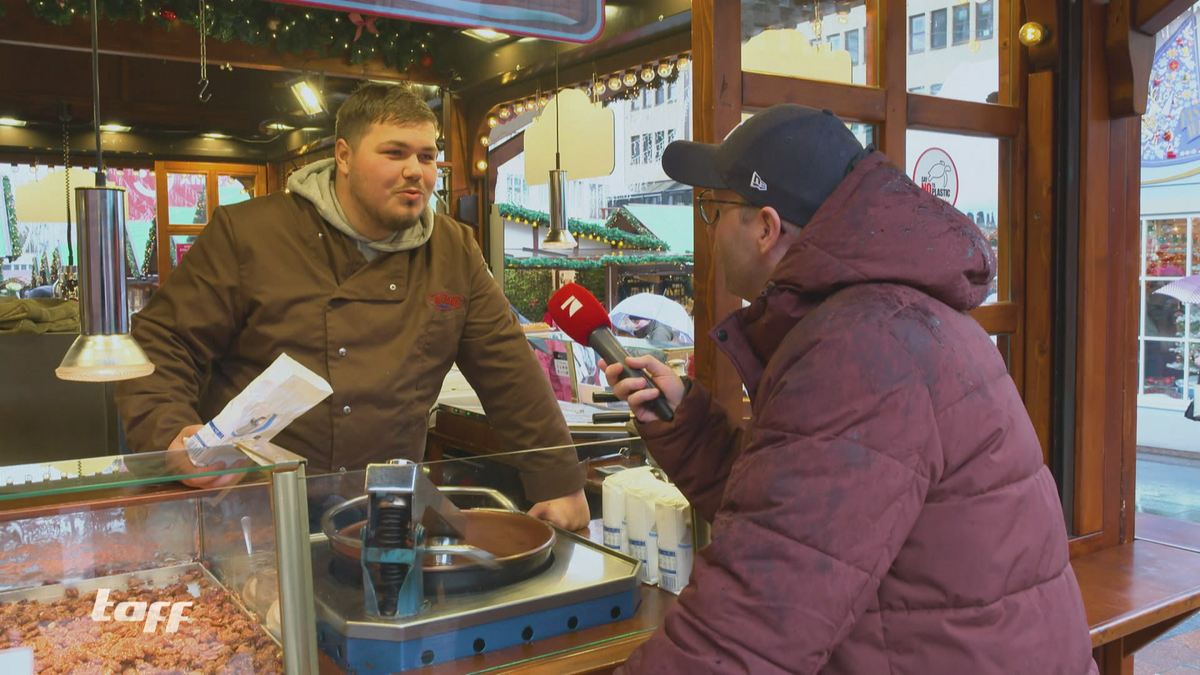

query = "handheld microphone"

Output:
[[547, 283, 675, 422]]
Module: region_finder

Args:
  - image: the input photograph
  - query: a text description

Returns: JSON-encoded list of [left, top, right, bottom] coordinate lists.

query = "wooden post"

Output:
[[692, 0, 746, 419]]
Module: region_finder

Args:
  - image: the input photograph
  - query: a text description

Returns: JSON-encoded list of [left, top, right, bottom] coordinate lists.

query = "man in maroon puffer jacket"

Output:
[[603, 105, 1097, 675]]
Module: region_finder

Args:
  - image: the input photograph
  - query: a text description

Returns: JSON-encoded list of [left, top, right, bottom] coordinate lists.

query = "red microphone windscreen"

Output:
[[547, 283, 612, 345]]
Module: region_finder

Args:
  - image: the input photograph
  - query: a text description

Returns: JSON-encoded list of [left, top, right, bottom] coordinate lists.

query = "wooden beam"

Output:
[[968, 302, 1020, 335], [1135, 0, 1197, 34], [877, 0, 907, 164], [907, 95, 1021, 138], [692, 0, 745, 418], [0, 0, 439, 82], [1105, 0, 1156, 117], [742, 73, 886, 123], [1025, 71, 1056, 468]]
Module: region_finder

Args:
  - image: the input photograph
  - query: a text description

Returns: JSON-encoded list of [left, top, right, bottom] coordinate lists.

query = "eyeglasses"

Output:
[[697, 190, 755, 225]]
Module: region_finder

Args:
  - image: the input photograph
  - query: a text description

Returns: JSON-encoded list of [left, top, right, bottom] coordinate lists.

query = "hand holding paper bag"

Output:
[[175, 354, 333, 485]]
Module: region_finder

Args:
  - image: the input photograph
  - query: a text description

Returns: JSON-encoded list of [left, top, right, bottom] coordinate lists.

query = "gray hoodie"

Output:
[[287, 158, 434, 260]]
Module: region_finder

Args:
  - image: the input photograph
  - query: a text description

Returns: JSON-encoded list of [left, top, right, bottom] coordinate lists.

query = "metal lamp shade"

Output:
[[541, 169, 576, 250], [56, 186, 155, 382]]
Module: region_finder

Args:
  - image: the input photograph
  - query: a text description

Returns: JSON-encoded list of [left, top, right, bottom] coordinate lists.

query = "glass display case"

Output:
[[0, 442, 318, 674], [0, 436, 681, 674]]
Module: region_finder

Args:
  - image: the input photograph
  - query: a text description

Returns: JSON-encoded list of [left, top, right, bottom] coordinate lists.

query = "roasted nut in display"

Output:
[[0, 578, 282, 674]]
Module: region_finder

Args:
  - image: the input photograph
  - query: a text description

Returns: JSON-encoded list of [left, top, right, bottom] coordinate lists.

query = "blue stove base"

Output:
[[318, 588, 642, 673]]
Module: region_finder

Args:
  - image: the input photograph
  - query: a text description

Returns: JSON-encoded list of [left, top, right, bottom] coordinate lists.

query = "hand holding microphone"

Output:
[[548, 284, 681, 423]]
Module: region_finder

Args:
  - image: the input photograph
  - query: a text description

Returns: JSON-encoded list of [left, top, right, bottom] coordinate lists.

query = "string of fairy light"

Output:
[[474, 53, 691, 167]]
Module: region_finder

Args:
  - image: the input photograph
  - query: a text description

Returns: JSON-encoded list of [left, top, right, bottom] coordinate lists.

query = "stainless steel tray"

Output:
[[312, 526, 642, 642], [0, 561, 282, 648]]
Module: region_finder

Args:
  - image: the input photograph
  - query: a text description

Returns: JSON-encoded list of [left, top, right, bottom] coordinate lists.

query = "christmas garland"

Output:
[[505, 254, 692, 270], [3, 176, 20, 258], [25, 0, 455, 74], [497, 203, 667, 251]]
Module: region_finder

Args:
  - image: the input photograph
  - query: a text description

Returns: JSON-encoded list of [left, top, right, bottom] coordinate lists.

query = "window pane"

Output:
[[846, 29, 861, 66], [908, 0, 1001, 103], [907, 129, 1002, 301], [953, 3, 971, 45], [217, 174, 256, 207], [741, 0, 877, 86], [1146, 218, 1188, 277], [167, 173, 208, 225], [910, 14, 926, 53], [976, 0, 994, 40], [1146, 280, 1185, 338], [169, 235, 198, 269], [931, 9, 948, 49], [631, 136, 640, 165], [1143, 340, 1186, 401]]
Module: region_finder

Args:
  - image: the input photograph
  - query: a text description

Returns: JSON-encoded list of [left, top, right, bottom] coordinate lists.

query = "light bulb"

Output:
[[476, 159, 488, 171], [641, 67, 655, 83], [657, 62, 673, 77], [480, 136, 490, 146], [487, 116, 498, 128], [623, 72, 638, 87], [593, 81, 607, 95], [608, 76, 622, 90], [498, 107, 511, 120], [514, 101, 526, 114], [677, 56, 690, 71]]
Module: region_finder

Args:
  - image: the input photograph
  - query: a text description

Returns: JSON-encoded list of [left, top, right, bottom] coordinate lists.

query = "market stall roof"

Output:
[[610, 204, 694, 254]]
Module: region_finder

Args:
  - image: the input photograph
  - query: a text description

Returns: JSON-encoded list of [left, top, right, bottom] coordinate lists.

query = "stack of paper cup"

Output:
[[655, 486, 693, 595], [601, 466, 656, 554], [625, 479, 677, 585]]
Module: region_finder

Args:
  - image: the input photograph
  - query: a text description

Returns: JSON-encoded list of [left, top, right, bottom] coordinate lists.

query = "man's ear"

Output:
[[755, 206, 786, 255], [334, 138, 352, 175]]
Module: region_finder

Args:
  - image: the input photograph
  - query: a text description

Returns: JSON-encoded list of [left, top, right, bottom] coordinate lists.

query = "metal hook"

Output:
[[198, 78, 212, 103]]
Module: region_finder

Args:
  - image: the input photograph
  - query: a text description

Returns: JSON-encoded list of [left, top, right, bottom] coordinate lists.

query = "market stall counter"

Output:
[[0, 440, 678, 674]]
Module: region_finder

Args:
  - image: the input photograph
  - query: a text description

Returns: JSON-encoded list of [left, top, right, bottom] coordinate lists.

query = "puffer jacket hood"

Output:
[[773, 151, 994, 310]]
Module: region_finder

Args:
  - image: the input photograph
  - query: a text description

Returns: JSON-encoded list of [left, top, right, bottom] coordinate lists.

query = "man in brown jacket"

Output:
[[114, 84, 589, 529]]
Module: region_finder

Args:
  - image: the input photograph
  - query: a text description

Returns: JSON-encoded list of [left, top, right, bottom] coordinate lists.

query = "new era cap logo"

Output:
[[750, 172, 768, 191]]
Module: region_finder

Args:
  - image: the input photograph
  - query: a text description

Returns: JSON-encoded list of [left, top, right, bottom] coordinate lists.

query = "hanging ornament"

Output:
[[160, 9, 177, 20], [1169, 60, 1180, 71], [420, 53, 434, 67]]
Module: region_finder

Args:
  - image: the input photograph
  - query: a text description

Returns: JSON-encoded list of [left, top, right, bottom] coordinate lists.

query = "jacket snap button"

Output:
[[338, 348, 347, 357], [717, 329, 728, 342], [389, 284, 397, 291], [342, 405, 352, 415]]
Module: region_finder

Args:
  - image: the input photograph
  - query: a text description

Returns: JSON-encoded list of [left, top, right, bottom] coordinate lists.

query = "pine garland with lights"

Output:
[[505, 254, 692, 270], [3, 176, 20, 258], [25, 0, 455, 73], [141, 220, 157, 277], [497, 203, 667, 252]]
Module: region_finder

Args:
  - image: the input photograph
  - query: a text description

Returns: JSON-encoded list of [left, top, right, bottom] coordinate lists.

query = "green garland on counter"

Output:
[[25, 0, 455, 73], [505, 254, 692, 270], [497, 203, 666, 252]]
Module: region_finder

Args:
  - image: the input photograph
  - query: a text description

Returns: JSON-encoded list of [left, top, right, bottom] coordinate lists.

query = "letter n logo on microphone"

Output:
[[560, 295, 583, 317]]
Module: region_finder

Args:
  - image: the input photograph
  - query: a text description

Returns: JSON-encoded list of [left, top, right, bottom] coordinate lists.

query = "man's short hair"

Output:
[[336, 83, 438, 148]]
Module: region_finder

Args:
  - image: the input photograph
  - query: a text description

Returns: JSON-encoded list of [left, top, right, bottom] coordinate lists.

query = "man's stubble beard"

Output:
[[348, 172, 425, 235]]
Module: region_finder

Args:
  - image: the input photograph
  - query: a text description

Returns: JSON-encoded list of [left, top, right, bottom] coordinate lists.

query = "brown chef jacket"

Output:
[[114, 193, 585, 502]]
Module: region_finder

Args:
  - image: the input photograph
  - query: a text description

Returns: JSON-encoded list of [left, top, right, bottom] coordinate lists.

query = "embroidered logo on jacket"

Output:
[[427, 292, 465, 311]]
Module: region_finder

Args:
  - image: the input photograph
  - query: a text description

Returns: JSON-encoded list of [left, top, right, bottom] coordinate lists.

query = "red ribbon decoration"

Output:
[[348, 13, 379, 41]]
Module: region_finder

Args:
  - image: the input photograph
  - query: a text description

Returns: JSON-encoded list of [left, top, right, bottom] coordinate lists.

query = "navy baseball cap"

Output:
[[661, 104, 869, 229]]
